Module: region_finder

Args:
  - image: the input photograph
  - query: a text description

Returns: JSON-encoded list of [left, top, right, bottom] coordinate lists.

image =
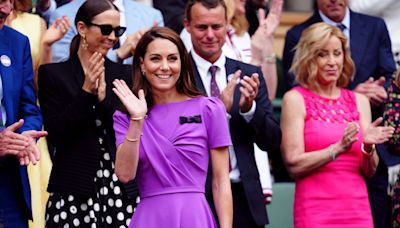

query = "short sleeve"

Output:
[[203, 97, 232, 149], [113, 110, 130, 147]]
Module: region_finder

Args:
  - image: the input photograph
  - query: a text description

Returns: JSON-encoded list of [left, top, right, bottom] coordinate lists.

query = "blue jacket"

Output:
[[0, 26, 42, 219]]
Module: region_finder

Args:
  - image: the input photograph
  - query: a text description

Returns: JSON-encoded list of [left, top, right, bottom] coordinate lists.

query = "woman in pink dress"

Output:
[[280, 22, 395, 228], [112, 27, 233, 228]]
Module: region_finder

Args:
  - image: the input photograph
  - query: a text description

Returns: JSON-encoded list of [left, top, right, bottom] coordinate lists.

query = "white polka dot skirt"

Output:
[[45, 118, 138, 228]]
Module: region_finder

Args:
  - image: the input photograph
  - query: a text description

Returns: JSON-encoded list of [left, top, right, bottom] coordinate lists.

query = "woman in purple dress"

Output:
[[112, 27, 233, 228]]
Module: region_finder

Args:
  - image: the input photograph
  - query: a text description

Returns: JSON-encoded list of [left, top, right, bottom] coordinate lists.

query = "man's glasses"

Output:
[[86, 22, 127, 37]]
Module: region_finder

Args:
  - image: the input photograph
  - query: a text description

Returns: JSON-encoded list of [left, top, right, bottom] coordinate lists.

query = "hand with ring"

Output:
[[239, 73, 260, 113], [338, 122, 359, 152]]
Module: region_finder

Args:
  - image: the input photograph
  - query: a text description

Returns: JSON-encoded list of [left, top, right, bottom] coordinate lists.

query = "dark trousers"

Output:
[[231, 182, 264, 228], [366, 160, 390, 228], [0, 158, 28, 228]]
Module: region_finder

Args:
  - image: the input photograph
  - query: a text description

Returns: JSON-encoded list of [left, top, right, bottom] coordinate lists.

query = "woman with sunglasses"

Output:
[[38, 1, 138, 227]]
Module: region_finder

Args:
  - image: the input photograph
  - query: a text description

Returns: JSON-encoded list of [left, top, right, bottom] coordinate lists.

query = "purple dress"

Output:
[[113, 97, 232, 227]]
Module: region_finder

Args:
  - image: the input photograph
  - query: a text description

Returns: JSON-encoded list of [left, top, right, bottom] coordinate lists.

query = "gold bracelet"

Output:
[[130, 115, 147, 121], [125, 133, 143, 142], [361, 143, 375, 157]]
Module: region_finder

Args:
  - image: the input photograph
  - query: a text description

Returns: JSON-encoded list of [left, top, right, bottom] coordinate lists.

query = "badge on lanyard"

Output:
[[0, 55, 11, 67]]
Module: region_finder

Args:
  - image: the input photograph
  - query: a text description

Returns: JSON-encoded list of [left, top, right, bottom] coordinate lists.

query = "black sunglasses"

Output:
[[86, 22, 127, 37]]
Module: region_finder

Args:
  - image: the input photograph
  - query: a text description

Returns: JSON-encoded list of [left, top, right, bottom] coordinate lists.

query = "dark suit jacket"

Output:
[[38, 54, 138, 198], [0, 26, 42, 219], [283, 9, 395, 90], [282, 9, 397, 165], [191, 55, 281, 226]]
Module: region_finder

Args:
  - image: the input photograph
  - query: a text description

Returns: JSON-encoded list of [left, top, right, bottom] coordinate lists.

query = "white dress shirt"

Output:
[[319, 7, 351, 40]]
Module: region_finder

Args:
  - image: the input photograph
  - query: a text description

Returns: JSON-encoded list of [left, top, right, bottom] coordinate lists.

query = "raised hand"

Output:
[[42, 16, 71, 46], [82, 52, 105, 95], [239, 73, 260, 113], [112, 79, 147, 118], [117, 28, 149, 60], [364, 117, 394, 145], [262, 0, 283, 37], [251, 0, 283, 65], [220, 70, 241, 113]]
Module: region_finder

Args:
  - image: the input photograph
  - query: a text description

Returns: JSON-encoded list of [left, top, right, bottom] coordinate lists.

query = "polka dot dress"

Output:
[[45, 116, 139, 228]]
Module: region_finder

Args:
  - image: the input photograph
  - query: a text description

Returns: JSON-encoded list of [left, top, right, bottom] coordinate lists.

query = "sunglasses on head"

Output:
[[86, 22, 127, 37]]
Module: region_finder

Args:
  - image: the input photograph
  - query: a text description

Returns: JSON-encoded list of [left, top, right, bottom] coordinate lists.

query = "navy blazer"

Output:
[[283, 9, 396, 90], [0, 26, 42, 219], [192, 55, 281, 226]]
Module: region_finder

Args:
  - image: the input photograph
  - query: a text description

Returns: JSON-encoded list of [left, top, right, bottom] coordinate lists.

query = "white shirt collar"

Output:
[[319, 7, 350, 31], [191, 49, 226, 74]]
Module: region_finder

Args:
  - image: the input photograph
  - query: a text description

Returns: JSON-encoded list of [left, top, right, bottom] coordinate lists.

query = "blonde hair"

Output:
[[290, 22, 355, 91], [224, 0, 249, 36]]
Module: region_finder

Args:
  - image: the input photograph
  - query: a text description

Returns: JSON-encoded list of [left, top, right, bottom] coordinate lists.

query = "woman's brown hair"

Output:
[[131, 27, 204, 109]]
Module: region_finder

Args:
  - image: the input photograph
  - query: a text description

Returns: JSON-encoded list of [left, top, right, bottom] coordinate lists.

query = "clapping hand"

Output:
[[239, 73, 260, 113], [112, 79, 148, 118], [19, 130, 48, 166], [354, 77, 387, 107], [338, 122, 359, 151], [82, 52, 106, 101], [0, 119, 47, 166], [363, 117, 394, 145], [220, 70, 241, 113]]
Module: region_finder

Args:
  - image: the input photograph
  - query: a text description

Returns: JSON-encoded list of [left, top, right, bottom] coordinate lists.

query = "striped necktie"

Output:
[[337, 23, 346, 32]]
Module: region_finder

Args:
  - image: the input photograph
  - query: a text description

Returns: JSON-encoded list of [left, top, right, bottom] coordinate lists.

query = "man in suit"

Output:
[[184, 0, 281, 227], [49, 0, 164, 63], [282, 0, 397, 227], [0, 0, 47, 227]]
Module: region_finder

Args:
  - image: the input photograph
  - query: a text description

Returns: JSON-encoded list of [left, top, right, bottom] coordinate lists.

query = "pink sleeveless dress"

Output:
[[293, 87, 373, 228]]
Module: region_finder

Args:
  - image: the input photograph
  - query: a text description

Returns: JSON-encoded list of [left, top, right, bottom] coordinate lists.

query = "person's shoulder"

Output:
[[38, 60, 70, 75], [2, 25, 28, 40], [226, 57, 259, 71], [287, 12, 319, 36], [283, 88, 304, 101], [198, 96, 226, 114], [350, 9, 385, 24], [353, 90, 369, 106], [124, 0, 162, 14]]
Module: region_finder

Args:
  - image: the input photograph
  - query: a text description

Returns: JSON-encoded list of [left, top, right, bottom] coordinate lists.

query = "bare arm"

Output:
[[114, 119, 143, 183], [211, 146, 232, 228], [112, 79, 148, 183]]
